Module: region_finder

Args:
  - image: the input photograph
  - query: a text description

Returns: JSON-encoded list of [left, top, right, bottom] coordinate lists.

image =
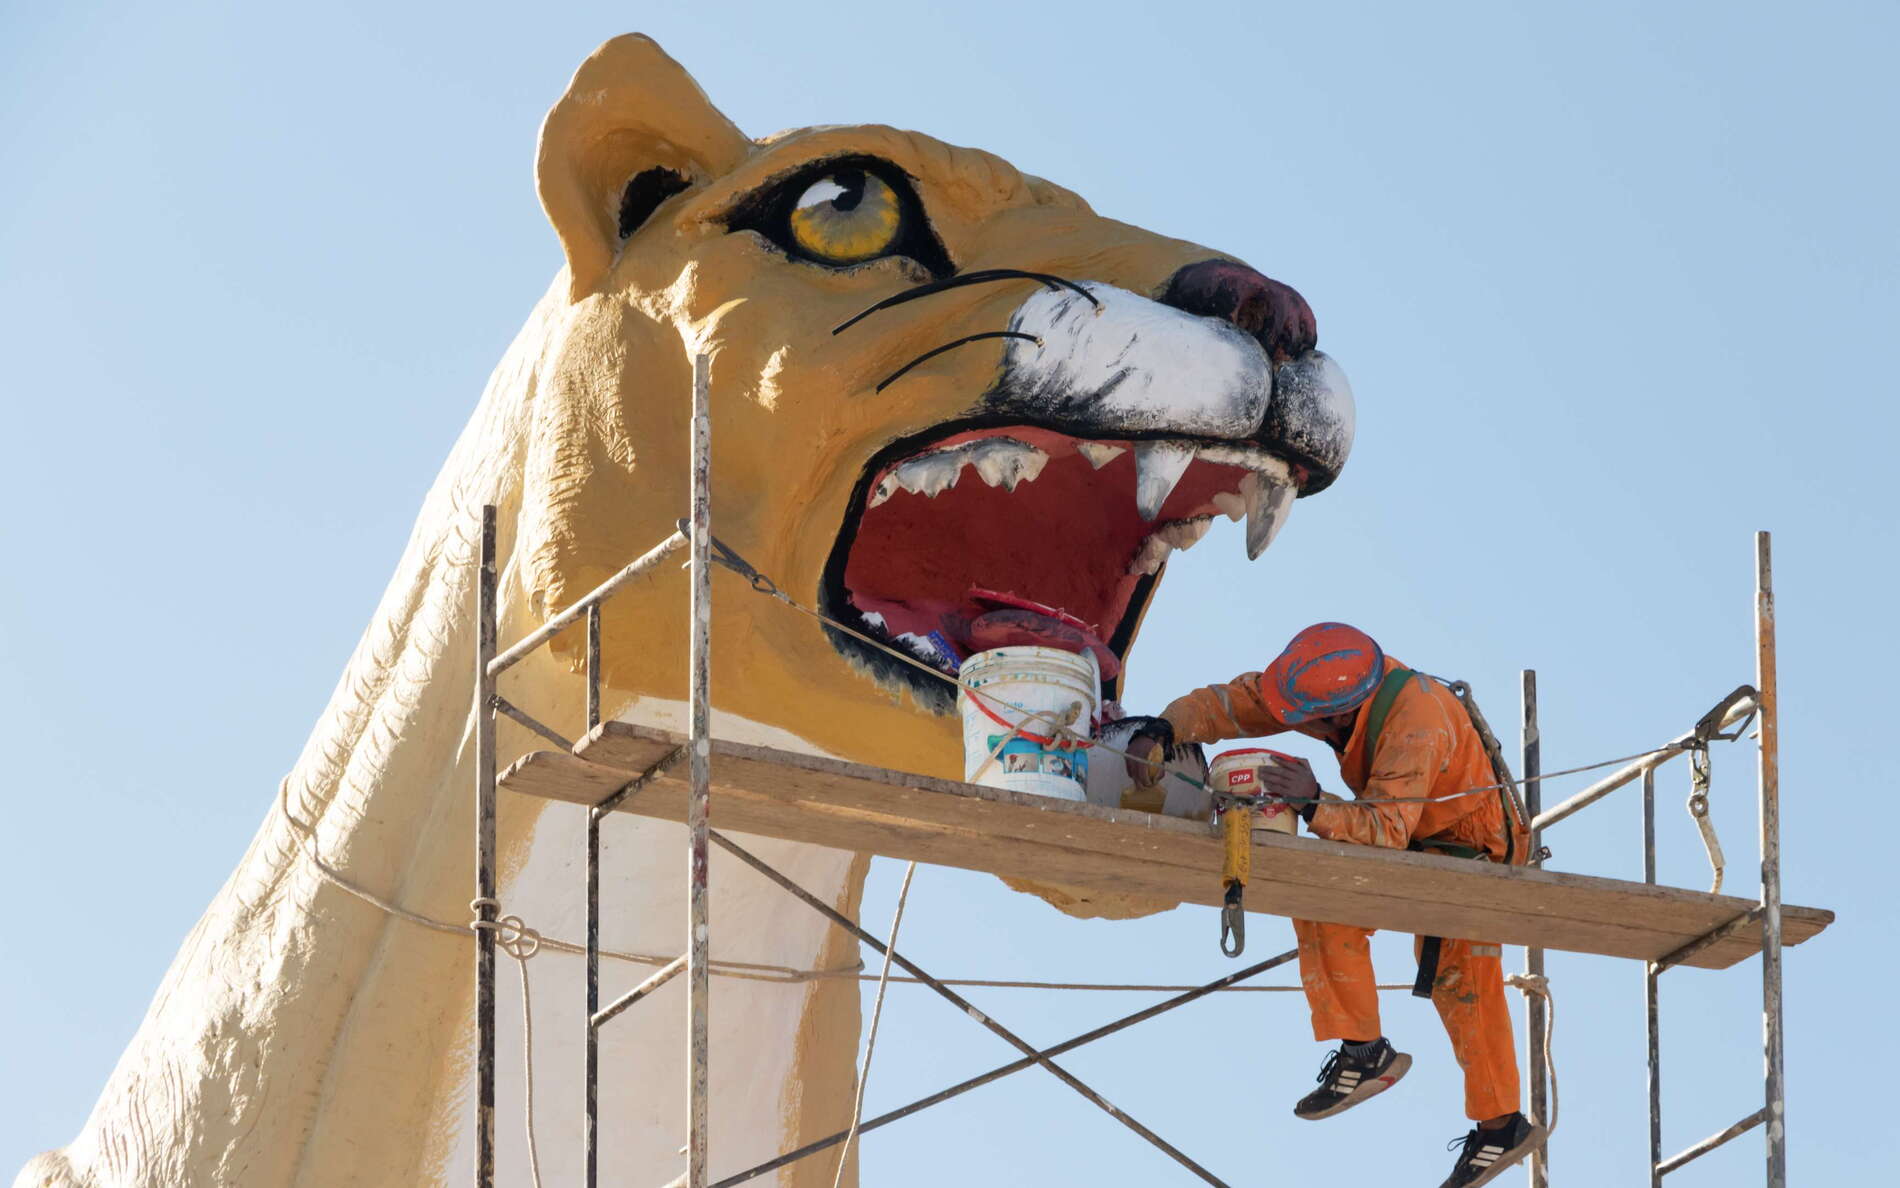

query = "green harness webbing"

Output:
[[1362, 668, 1517, 861], [1359, 667, 1414, 768]]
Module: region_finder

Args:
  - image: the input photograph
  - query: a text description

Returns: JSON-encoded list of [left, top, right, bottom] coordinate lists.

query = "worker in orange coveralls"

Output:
[[1126, 623, 1547, 1188]]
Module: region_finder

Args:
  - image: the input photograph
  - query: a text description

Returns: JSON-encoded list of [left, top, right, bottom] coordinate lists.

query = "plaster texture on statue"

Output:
[[16, 33, 1353, 1188]]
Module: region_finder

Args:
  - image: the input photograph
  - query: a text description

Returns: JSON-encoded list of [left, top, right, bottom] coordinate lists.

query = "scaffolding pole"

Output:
[[685, 352, 713, 1188], [1755, 531, 1785, 1186], [474, 506, 498, 1188], [1644, 766, 1662, 1188], [1521, 669, 1548, 1188], [584, 597, 605, 1188], [584, 801, 601, 1188]]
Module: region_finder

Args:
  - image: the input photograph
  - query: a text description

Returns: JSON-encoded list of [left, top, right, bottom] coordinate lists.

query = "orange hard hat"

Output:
[[1260, 623, 1385, 726]]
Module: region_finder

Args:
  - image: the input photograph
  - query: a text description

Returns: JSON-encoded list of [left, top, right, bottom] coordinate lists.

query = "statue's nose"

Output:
[[1159, 260, 1318, 363]]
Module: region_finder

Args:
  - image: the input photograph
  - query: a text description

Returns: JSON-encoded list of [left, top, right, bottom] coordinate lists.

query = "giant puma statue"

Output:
[[17, 35, 1353, 1188]]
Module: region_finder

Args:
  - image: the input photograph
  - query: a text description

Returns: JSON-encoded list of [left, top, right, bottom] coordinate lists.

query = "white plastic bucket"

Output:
[[958, 646, 1098, 802], [1209, 748, 1300, 835]]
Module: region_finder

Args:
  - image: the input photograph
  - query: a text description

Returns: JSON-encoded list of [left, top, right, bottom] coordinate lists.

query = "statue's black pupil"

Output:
[[831, 171, 866, 212]]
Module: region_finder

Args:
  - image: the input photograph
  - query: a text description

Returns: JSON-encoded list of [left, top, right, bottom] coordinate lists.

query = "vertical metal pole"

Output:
[[474, 505, 499, 1188], [585, 808, 601, 1188], [587, 603, 602, 733], [585, 594, 605, 1188], [686, 352, 713, 1188], [1755, 531, 1786, 1187], [1643, 767, 1661, 1188], [1520, 670, 1548, 1188]]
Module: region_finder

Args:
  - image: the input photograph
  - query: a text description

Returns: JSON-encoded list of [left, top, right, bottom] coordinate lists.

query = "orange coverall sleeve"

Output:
[[1307, 691, 1457, 850], [1158, 673, 1286, 744]]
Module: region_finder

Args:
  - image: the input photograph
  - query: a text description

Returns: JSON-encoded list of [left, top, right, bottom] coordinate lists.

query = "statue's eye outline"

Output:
[[726, 156, 954, 278]]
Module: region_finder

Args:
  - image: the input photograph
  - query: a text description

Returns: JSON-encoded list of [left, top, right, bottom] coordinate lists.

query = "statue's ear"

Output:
[[537, 35, 751, 302]]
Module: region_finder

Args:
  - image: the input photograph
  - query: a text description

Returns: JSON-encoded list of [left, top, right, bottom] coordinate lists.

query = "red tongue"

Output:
[[962, 589, 1121, 679]]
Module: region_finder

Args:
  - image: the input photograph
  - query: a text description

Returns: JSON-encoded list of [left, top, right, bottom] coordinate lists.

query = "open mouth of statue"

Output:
[[821, 425, 1306, 709]]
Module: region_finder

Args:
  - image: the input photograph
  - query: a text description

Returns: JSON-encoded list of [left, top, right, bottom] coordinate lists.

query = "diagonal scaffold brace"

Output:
[[715, 948, 1300, 1186], [710, 829, 1237, 1188]]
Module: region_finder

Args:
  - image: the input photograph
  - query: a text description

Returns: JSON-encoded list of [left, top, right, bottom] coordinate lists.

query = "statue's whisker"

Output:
[[834, 268, 1097, 335], [876, 331, 1041, 393]]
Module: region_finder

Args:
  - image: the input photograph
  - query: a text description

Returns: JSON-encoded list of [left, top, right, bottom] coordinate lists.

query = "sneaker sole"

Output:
[[1455, 1123, 1550, 1187], [1293, 1051, 1412, 1120]]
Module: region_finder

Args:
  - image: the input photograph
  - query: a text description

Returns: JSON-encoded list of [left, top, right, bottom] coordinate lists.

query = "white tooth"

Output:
[[1211, 490, 1247, 522], [1133, 442, 1194, 521], [1157, 516, 1213, 550], [968, 438, 1049, 491], [887, 437, 1047, 498], [970, 452, 1010, 489], [1076, 441, 1127, 470], [894, 452, 965, 497], [1242, 471, 1297, 559], [1126, 533, 1173, 576]]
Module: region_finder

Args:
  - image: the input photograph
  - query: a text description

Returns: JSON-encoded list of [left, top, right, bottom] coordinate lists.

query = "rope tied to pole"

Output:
[[467, 896, 545, 1188], [469, 897, 544, 960], [1505, 972, 1559, 1137]]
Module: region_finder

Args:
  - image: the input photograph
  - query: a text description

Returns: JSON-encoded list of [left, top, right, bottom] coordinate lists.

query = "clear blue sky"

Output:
[[3, 1, 1893, 1184]]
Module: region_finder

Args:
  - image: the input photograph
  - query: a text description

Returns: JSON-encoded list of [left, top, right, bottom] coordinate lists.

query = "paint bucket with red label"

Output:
[[1208, 747, 1301, 835], [958, 646, 1097, 802]]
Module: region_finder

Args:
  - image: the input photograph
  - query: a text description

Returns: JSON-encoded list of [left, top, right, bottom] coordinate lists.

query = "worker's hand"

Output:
[[1122, 719, 1176, 788], [1257, 755, 1321, 819]]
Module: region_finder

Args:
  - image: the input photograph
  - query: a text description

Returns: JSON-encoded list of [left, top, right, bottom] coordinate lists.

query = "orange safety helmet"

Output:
[[1260, 623, 1385, 726]]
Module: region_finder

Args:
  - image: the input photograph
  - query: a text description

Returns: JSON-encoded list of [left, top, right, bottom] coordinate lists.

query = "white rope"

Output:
[[833, 861, 917, 1188], [515, 950, 544, 1188], [469, 899, 546, 1188], [1505, 973, 1559, 1136], [275, 778, 865, 982]]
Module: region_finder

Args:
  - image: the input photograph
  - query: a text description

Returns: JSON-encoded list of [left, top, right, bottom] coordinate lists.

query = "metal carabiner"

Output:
[[681, 519, 782, 597], [1219, 882, 1246, 957]]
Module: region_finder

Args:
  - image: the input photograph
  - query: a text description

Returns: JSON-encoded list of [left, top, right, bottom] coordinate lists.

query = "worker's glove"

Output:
[[1119, 717, 1177, 789], [1257, 755, 1321, 823]]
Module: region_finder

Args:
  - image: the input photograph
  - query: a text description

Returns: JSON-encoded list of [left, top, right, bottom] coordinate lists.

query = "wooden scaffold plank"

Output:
[[499, 721, 1832, 971]]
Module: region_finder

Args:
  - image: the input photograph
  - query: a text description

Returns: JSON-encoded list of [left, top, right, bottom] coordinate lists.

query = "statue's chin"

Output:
[[999, 875, 1178, 921]]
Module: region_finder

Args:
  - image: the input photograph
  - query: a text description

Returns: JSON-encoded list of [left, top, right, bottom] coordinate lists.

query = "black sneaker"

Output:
[[1292, 1039, 1412, 1120], [1438, 1113, 1549, 1187]]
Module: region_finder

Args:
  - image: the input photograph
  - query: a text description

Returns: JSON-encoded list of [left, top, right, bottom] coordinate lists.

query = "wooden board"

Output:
[[499, 721, 1833, 971]]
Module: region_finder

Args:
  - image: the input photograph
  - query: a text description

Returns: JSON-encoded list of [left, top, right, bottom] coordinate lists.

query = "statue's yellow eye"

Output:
[[727, 157, 952, 276], [787, 170, 903, 265]]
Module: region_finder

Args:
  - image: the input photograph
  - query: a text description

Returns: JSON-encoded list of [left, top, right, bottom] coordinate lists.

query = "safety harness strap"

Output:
[[1360, 669, 1449, 996], [1218, 807, 1252, 956], [1412, 936, 1443, 999], [1360, 667, 1416, 767]]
